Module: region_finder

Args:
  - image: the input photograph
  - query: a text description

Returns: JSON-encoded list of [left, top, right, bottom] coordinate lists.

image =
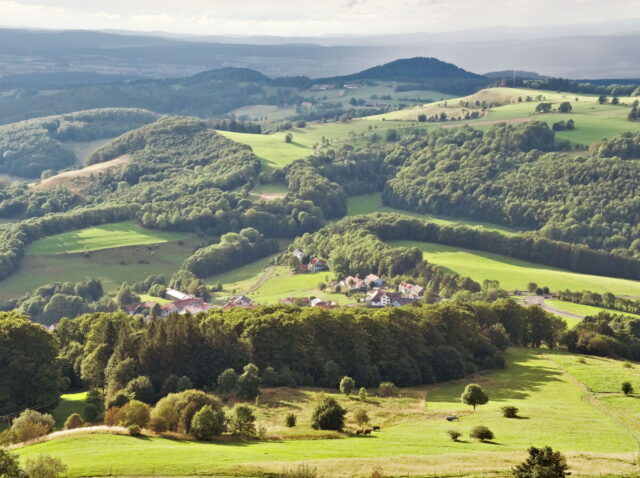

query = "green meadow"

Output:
[[218, 120, 416, 170], [17, 348, 640, 477], [388, 240, 640, 296], [52, 392, 87, 429], [26, 221, 191, 255], [546, 300, 640, 320], [0, 238, 201, 301], [347, 193, 519, 235]]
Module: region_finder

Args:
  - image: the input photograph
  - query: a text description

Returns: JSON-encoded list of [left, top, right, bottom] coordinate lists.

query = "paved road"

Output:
[[524, 295, 583, 320]]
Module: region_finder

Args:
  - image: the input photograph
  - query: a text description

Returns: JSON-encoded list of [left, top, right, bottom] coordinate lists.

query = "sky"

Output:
[[0, 0, 638, 37]]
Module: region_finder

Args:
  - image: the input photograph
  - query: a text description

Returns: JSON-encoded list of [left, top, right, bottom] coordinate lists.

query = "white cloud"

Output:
[[0, 0, 638, 36]]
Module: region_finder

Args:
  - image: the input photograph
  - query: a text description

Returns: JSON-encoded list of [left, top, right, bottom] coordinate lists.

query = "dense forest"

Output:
[[0, 108, 157, 177], [381, 123, 640, 258], [2, 297, 566, 414]]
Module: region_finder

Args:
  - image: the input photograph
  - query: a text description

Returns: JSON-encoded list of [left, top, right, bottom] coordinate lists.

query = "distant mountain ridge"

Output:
[[485, 70, 548, 80], [318, 57, 486, 83]]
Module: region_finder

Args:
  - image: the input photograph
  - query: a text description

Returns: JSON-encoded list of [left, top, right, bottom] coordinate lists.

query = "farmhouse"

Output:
[[123, 290, 213, 317], [341, 275, 367, 291], [398, 282, 424, 299], [366, 274, 385, 287], [280, 297, 312, 306], [366, 289, 415, 308], [165, 288, 193, 301], [308, 257, 328, 272], [222, 295, 255, 309]]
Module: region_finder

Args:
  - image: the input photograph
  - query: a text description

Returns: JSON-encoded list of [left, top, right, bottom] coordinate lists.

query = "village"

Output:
[[121, 248, 428, 318]]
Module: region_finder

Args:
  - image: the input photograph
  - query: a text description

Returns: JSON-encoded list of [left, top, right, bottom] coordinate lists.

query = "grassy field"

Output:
[[369, 87, 640, 146], [52, 393, 87, 429], [207, 263, 353, 306], [388, 240, 640, 296], [218, 120, 416, 170], [546, 300, 640, 320], [0, 237, 201, 301], [26, 221, 192, 255], [347, 193, 519, 235], [17, 348, 640, 477]]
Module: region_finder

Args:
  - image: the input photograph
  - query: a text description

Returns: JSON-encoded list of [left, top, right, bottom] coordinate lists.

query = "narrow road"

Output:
[[524, 295, 583, 320]]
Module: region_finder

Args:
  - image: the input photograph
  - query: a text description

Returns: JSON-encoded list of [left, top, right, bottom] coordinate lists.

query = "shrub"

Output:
[[237, 363, 261, 399], [501, 406, 519, 418], [217, 368, 238, 395], [190, 405, 226, 440], [623, 362, 633, 369], [285, 413, 297, 428], [340, 376, 355, 395], [149, 390, 222, 433], [358, 387, 368, 401], [84, 388, 105, 422], [11, 409, 54, 443], [125, 376, 155, 404], [447, 429, 462, 442], [311, 397, 346, 431], [63, 413, 84, 430], [461, 384, 489, 410], [0, 448, 23, 476], [107, 391, 131, 409], [353, 408, 369, 428], [23, 454, 67, 478], [513, 446, 569, 478], [176, 376, 193, 392], [277, 464, 318, 478], [0, 429, 17, 446], [229, 404, 257, 439], [118, 399, 150, 428], [576, 357, 586, 364], [378, 382, 398, 398], [622, 381, 634, 395], [470, 425, 494, 442], [128, 424, 142, 437], [103, 407, 121, 426]]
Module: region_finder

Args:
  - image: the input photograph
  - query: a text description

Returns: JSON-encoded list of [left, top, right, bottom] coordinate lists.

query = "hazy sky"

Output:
[[0, 0, 637, 36]]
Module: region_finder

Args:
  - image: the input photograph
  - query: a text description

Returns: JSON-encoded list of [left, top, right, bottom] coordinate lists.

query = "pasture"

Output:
[[347, 193, 519, 235], [0, 238, 201, 301], [52, 392, 87, 429], [388, 240, 640, 296], [218, 120, 416, 170], [545, 300, 640, 320], [26, 221, 191, 255], [368, 87, 640, 145], [18, 348, 640, 477]]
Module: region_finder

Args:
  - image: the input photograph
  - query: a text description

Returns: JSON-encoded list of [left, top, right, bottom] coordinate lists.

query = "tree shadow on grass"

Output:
[[428, 351, 563, 403]]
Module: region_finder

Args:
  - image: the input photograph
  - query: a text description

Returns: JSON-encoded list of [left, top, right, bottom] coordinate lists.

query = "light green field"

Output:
[[229, 104, 298, 121], [546, 300, 640, 320], [0, 238, 201, 301], [389, 240, 640, 296], [369, 87, 640, 146], [18, 348, 640, 477], [218, 120, 416, 170], [138, 294, 171, 305], [208, 263, 352, 305], [347, 193, 519, 235], [26, 221, 192, 255], [52, 392, 87, 429]]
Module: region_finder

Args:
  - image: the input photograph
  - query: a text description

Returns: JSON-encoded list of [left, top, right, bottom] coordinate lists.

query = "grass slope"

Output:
[[546, 300, 640, 320], [18, 349, 640, 477], [218, 120, 416, 170], [52, 393, 87, 430], [369, 87, 640, 146], [0, 238, 201, 301], [389, 240, 640, 296], [26, 221, 191, 255], [347, 193, 519, 235]]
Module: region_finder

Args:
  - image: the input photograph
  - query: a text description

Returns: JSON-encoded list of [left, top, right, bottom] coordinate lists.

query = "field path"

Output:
[[440, 117, 531, 129], [246, 266, 276, 293], [525, 295, 583, 320]]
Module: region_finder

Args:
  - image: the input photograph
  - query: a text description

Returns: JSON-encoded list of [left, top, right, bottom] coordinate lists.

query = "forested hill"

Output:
[[337, 57, 486, 81]]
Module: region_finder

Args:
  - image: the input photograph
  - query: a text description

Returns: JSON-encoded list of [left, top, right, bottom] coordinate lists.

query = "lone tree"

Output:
[[527, 282, 538, 293], [470, 425, 494, 442], [340, 376, 356, 395], [353, 408, 369, 428], [461, 384, 489, 410], [311, 397, 346, 431], [558, 102, 572, 113], [622, 381, 634, 396], [513, 446, 569, 478]]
